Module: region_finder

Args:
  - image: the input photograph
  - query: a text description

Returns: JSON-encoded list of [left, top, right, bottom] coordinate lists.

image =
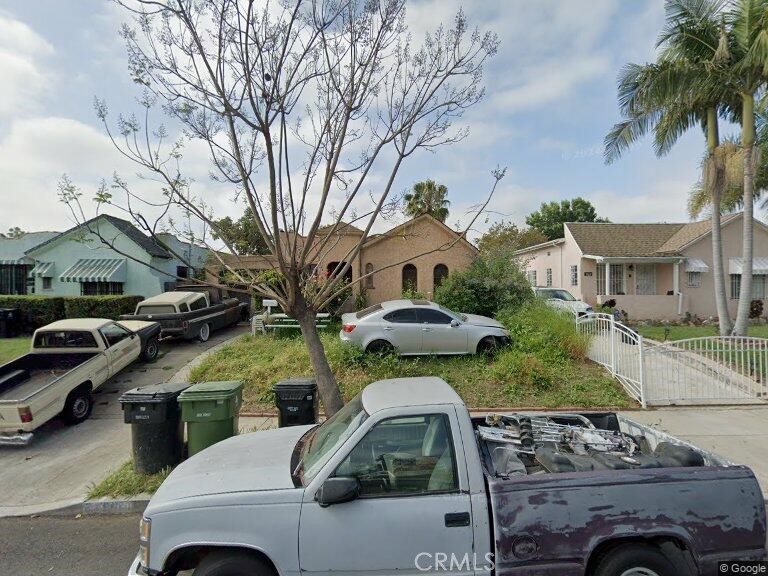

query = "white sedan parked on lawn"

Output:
[[533, 287, 593, 316], [339, 299, 510, 355]]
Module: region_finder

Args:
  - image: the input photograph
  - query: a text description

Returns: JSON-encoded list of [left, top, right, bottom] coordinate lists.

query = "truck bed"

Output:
[[473, 413, 766, 574], [0, 353, 97, 403]]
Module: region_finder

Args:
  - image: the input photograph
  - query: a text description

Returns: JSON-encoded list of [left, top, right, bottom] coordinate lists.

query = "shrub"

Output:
[[750, 299, 764, 319], [434, 254, 532, 317], [401, 285, 426, 300], [0, 296, 65, 331], [64, 296, 145, 320]]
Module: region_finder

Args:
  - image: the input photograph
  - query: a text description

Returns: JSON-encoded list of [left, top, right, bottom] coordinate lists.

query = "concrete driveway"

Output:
[[0, 324, 248, 517], [623, 405, 768, 495]]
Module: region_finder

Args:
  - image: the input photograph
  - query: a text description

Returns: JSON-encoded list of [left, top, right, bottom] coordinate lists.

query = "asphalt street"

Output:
[[0, 513, 141, 576]]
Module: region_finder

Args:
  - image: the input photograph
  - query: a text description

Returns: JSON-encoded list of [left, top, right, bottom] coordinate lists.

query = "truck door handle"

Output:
[[444, 512, 470, 527]]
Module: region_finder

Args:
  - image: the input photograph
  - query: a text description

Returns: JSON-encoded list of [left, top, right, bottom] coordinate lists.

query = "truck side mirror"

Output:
[[315, 477, 360, 507]]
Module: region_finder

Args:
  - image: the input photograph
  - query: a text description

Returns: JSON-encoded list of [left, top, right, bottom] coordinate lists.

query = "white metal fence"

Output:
[[576, 313, 646, 407], [576, 313, 768, 407]]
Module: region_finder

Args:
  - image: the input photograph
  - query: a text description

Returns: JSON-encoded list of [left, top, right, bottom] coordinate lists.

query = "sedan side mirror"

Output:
[[315, 477, 360, 507], [450, 319, 461, 328]]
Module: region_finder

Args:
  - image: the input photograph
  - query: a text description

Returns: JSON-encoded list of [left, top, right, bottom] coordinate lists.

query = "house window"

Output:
[[730, 274, 767, 300], [526, 270, 537, 286], [81, 282, 124, 296], [402, 264, 418, 292], [596, 264, 625, 295], [0, 265, 31, 295], [176, 266, 189, 279], [545, 268, 553, 287], [42, 277, 52, 290], [433, 264, 449, 289], [570, 265, 578, 287], [364, 263, 374, 289], [687, 272, 701, 288]]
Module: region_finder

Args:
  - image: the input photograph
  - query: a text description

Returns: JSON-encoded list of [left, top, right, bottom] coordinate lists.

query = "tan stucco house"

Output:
[[515, 213, 768, 321], [207, 214, 478, 305]]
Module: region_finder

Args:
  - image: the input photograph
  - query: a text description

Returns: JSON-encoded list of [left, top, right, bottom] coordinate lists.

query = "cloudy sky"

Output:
[[0, 0, 755, 241]]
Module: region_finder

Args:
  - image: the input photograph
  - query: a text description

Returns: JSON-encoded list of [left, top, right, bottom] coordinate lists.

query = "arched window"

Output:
[[402, 264, 418, 293], [365, 263, 374, 288], [433, 264, 449, 289]]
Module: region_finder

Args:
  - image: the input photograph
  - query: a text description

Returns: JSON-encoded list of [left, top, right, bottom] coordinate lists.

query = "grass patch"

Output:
[[635, 324, 768, 341], [0, 337, 30, 365], [191, 302, 633, 411], [88, 461, 173, 499]]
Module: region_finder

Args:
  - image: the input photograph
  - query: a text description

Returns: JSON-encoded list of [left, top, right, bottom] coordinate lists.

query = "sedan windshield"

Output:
[[538, 289, 576, 301], [438, 305, 467, 322], [298, 394, 368, 483]]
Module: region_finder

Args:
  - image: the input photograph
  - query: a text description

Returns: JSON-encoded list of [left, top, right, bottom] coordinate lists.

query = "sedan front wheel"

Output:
[[476, 336, 498, 356]]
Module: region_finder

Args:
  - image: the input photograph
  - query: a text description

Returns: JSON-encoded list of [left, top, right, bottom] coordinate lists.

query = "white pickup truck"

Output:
[[0, 318, 160, 445], [129, 377, 765, 576]]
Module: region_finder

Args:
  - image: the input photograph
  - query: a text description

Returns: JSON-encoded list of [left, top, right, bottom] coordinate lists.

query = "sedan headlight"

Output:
[[139, 516, 151, 568]]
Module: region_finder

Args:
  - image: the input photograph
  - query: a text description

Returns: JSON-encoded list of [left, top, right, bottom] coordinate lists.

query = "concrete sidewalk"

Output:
[[0, 324, 248, 517], [622, 405, 768, 494]]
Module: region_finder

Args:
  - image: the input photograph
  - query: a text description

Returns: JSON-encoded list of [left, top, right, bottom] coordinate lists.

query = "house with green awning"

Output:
[[0, 232, 59, 294], [21, 215, 208, 298]]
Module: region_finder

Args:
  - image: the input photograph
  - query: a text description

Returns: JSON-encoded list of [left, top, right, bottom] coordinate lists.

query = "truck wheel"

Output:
[[141, 337, 159, 362], [592, 544, 676, 576], [62, 388, 93, 425], [193, 551, 272, 576], [198, 323, 211, 342]]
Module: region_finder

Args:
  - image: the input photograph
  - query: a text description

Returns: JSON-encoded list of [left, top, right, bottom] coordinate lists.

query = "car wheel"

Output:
[[62, 387, 93, 425], [198, 323, 211, 342], [192, 551, 272, 576], [141, 337, 159, 362], [476, 336, 498, 356], [366, 339, 394, 354], [592, 544, 677, 576]]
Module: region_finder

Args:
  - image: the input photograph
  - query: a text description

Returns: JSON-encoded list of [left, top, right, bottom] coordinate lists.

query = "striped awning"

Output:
[[29, 262, 55, 277], [685, 258, 710, 273], [0, 258, 31, 265], [729, 257, 768, 275], [59, 259, 126, 283]]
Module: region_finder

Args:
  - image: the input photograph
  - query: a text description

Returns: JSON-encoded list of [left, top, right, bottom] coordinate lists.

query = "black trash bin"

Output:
[[0, 308, 19, 339], [119, 382, 191, 475], [273, 378, 318, 427]]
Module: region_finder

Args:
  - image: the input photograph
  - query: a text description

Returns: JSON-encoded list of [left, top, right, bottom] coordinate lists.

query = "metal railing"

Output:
[[576, 313, 645, 407], [576, 312, 768, 406], [643, 336, 768, 404]]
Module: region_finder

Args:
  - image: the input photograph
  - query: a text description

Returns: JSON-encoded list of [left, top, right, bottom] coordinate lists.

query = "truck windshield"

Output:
[[298, 395, 368, 483]]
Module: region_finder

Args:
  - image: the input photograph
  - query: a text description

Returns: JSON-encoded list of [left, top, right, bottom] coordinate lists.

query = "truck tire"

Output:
[[62, 387, 93, 425], [198, 323, 211, 342], [141, 337, 159, 362], [592, 544, 676, 576], [192, 551, 273, 576]]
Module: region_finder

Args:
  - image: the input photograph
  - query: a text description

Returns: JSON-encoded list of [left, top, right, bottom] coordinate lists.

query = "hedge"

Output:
[[63, 296, 144, 320], [0, 295, 144, 332]]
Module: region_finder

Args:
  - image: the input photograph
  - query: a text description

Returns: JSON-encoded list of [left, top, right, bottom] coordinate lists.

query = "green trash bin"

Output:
[[178, 381, 243, 456]]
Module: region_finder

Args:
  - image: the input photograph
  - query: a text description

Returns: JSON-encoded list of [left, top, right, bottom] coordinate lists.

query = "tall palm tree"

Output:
[[605, 0, 737, 335], [726, 0, 768, 334], [404, 180, 450, 222]]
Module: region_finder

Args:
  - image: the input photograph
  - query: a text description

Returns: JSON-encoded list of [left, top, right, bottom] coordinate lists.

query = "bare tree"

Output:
[[62, 0, 500, 415]]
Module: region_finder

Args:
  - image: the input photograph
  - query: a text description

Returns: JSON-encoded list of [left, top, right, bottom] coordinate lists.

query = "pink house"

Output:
[[515, 213, 768, 321]]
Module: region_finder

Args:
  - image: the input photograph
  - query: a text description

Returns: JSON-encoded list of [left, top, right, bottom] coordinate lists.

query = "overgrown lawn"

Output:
[[191, 302, 633, 411], [88, 461, 173, 499], [0, 337, 30, 365], [635, 324, 768, 341]]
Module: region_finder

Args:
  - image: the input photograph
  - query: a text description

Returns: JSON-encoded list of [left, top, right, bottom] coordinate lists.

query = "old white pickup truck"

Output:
[[0, 318, 160, 445], [129, 377, 765, 576]]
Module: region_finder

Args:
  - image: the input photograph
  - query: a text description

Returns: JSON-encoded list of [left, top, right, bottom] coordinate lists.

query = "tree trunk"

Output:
[[294, 302, 344, 416], [706, 107, 732, 335], [733, 93, 756, 336]]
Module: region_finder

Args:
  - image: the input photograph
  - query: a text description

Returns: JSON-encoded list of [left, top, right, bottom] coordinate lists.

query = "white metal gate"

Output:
[[576, 313, 768, 406], [643, 337, 768, 404], [576, 313, 645, 407]]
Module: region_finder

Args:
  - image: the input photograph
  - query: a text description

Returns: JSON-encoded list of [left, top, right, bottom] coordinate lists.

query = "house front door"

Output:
[[635, 264, 656, 295]]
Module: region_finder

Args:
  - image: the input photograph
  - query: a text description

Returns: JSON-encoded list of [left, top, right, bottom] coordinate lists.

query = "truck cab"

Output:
[[130, 377, 766, 576]]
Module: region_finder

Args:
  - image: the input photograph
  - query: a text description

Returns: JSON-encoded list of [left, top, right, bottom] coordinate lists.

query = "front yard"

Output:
[[0, 337, 30, 365], [191, 304, 633, 412], [635, 324, 768, 341]]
